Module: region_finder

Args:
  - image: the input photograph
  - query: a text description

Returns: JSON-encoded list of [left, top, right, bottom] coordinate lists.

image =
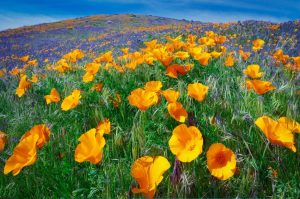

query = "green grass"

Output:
[[0, 51, 299, 198]]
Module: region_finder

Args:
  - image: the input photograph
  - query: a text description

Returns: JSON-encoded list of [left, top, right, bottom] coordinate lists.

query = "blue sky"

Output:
[[0, 0, 299, 31]]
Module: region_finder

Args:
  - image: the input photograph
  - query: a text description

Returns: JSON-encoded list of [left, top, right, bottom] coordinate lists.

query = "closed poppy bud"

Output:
[[91, 83, 104, 92], [162, 89, 180, 103], [169, 124, 203, 162], [187, 83, 209, 102], [0, 131, 7, 152], [167, 102, 188, 123], [16, 74, 31, 97], [246, 80, 276, 95], [131, 156, 170, 199], [75, 128, 106, 164], [61, 89, 81, 111], [243, 64, 264, 79], [44, 88, 61, 104], [207, 143, 237, 180]]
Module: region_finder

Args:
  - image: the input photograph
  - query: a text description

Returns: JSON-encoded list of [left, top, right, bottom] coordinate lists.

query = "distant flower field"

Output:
[[0, 15, 299, 198]]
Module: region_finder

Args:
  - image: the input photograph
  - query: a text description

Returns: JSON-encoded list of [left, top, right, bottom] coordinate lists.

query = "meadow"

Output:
[[0, 15, 299, 198]]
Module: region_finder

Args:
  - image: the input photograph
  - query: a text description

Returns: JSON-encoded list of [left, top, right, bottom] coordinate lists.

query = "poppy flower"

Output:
[[167, 102, 188, 123], [0, 131, 7, 152], [74, 128, 106, 164], [44, 88, 61, 104], [224, 55, 235, 67], [61, 89, 81, 111], [16, 74, 31, 97], [162, 89, 180, 103], [131, 156, 170, 199], [20, 55, 29, 62], [243, 64, 264, 79], [273, 49, 289, 64], [128, 88, 158, 111], [144, 81, 163, 93], [206, 143, 237, 180], [239, 50, 251, 61], [82, 62, 100, 83], [91, 83, 104, 92], [30, 74, 38, 83], [96, 118, 111, 136], [174, 51, 189, 60], [169, 124, 203, 162], [21, 124, 51, 149], [194, 52, 211, 66], [166, 64, 192, 78], [187, 83, 209, 102], [4, 133, 39, 176], [27, 60, 38, 67], [246, 80, 276, 95], [211, 51, 222, 59], [252, 39, 265, 52], [278, 117, 300, 133], [255, 116, 296, 152]]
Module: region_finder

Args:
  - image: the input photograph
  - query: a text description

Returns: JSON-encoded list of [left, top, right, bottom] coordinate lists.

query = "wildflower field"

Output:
[[0, 14, 299, 198]]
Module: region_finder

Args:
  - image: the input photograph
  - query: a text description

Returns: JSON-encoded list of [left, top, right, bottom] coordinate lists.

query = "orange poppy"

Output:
[[194, 52, 211, 66], [169, 124, 203, 162], [239, 50, 251, 61], [131, 156, 170, 199], [224, 55, 235, 67], [252, 39, 265, 52], [16, 74, 31, 97], [128, 88, 158, 111], [0, 131, 7, 152], [255, 116, 296, 152], [243, 64, 264, 79], [20, 55, 29, 62], [278, 117, 300, 133], [187, 83, 209, 102], [167, 102, 188, 123], [162, 89, 180, 103], [166, 64, 192, 78], [44, 88, 61, 104], [21, 124, 51, 149], [207, 143, 237, 180], [246, 80, 276, 95], [91, 83, 104, 92], [61, 89, 81, 111], [4, 133, 39, 176], [74, 128, 106, 164], [144, 81, 163, 93]]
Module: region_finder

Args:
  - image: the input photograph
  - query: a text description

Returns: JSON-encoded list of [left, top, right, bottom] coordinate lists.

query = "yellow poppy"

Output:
[[131, 156, 170, 199], [169, 124, 203, 162], [207, 143, 237, 180], [144, 81, 163, 93]]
